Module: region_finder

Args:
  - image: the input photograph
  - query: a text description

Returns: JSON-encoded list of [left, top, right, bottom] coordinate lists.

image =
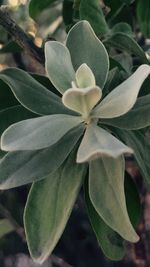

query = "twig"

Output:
[[0, 5, 44, 65], [51, 255, 73, 267]]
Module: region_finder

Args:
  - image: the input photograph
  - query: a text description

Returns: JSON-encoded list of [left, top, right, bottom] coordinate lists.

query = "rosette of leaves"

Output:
[[0, 21, 150, 264]]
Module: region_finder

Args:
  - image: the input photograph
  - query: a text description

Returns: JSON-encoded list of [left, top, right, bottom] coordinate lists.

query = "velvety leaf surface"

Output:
[[102, 94, 150, 130], [77, 124, 133, 163], [79, 0, 109, 36], [1, 114, 83, 151], [0, 68, 68, 116], [62, 86, 102, 117], [24, 150, 87, 263], [104, 33, 149, 64], [92, 65, 150, 118], [75, 64, 96, 88], [89, 156, 139, 242], [66, 21, 109, 89], [0, 125, 84, 189], [84, 178, 125, 261], [45, 42, 75, 94]]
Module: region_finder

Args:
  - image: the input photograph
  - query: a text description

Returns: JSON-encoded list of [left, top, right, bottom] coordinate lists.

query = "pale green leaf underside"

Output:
[[1, 114, 83, 151], [77, 124, 133, 163], [24, 151, 87, 264], [66, 20, 109, 89], [45, 41, 75, 94], [0, 68, 68, 116], [102, 94, 150, 130], [75, 63, 96, 88], [62, 86, 102, 117], [89, 157, 139, 242], [92, 64, 150, 118], [84, 180, 125, 261], [0, 125, 84, 189]]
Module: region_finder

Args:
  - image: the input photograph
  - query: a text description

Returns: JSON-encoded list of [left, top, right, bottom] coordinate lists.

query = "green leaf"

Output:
[[24, 150, 87, 263], [79, 0, 109, 37], [92, 65, 150, 118], [0, 105, 36, 140], [0, 219, 15, 238], [29, 0, 57, 20], [115, 129, 150, 188], [75, 64, 96, 88], [111, 22, 133, 37], [63, 0, 74, 26], [84, 178, 125, 261], [104, 33, 149, 64], [137, 0, 150, 38], [102, 94, 150, 130], [66, 20, 109, 89], [1, 114, 83, 151], [125, 172, 141, 227], [0, 68, 68, 116], [0, 125, 84, 189], [45, 41, 75, 94], [103, 67, 121, 96], [89, 156, 139, 242], [77, 124, 133, 163], [0, 79, 18, 110], [62, 86, 102, 117]]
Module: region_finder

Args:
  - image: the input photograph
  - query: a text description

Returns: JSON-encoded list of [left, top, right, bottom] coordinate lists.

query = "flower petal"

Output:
[[92, 64, 150, 118], [62, 86, 102, 117], [77, 124, 133, 163]]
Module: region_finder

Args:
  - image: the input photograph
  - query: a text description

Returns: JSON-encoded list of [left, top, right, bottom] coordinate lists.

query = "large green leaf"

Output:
[[66, 20, 109, 89], [0, 105, 36, 140], [102, 94, 150, 130], [0, 125, 84, 189], [92, 65, 150, 118], [0, 68, 69, 116], [104, 33, 149, 64], [45, 42, 75, 94], [79, 0, 109, 37], [77, 124, 133, 163], [89, 156, 139, 242], [1, 114, 83, 151], [84, 178, 125, 261], [24, 150, 87, 263], [0, 80, 18, 110], [137, 0, 150, 38], [29, 0, 57, 20], [115, 129, 150, 188]]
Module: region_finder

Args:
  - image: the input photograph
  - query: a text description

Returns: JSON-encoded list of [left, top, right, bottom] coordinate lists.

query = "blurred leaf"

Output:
[[79, 0, 109, 36], [104, 33, 149, 64], [84, 177, 125, 261], [66, 20, 109, 89], [0, 125, 84, 189], [0, 80, 18, 110], [63, 0, 74, 26], [0, 219, 15, 238], [29, 0, 57, 20], [103, 67, 121, 96], [137, 0, 150, 38], [89, 156, 139, 242], [1, 114, 83, 151], [111, 22, 133, 37], [24, 150, 87, 263], [0, 41, 22, 54]]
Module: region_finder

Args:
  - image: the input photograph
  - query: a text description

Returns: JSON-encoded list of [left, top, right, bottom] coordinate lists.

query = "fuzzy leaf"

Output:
[[77, 124, 133, 163], [75, 64, 96, 88], [29, 0, 57, 20], [89, 156, 139, 242], [24, 150, 87, 263], [92, 65, 150, 118], [66, 21, 109, 88], [1, 115, 83, 151], [45, 41, 75, 94], [0, 125, 84, 189], [62, 86, 102, 117], [0, 68, 68, 116]]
